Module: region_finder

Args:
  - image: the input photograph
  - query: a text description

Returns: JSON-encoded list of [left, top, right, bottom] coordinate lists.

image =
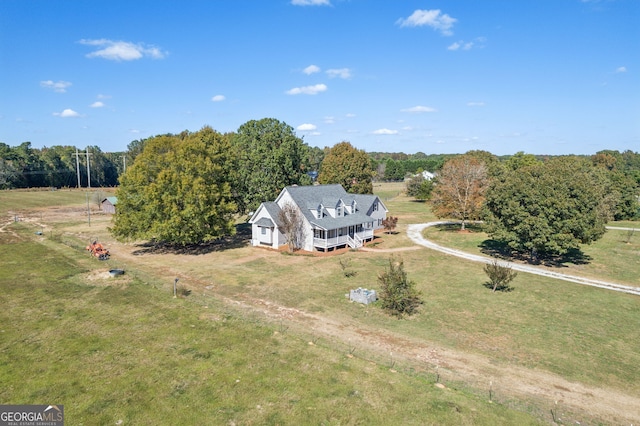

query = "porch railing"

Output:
[[313, 229, 373, 250]]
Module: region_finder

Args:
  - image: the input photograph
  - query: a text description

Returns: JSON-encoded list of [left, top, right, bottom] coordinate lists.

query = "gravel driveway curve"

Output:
[[407, 222, 640, 296]]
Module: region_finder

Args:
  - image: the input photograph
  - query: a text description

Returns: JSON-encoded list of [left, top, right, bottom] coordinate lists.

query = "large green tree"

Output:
[[484, 156, 609, 260], [232, 118, 310, 213], [318, 141, 373, 194], [111, 127, 237, 245]]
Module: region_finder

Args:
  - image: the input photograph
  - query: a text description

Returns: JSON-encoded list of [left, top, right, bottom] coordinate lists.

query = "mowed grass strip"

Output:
[[0, 231, 542, 425]]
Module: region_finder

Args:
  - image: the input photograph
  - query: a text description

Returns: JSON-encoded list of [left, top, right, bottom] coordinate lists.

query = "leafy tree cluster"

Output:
[[484, 156, 611, 260], [233, 118, 312, 213], [405, 173, 434, 201], [111, 127, 237, 245], [318, 141, 374, 194], [0, 142, 121, 189]]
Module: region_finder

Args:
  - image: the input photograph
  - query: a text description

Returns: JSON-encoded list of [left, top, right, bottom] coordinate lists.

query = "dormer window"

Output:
[[317, 205, 322, 219]]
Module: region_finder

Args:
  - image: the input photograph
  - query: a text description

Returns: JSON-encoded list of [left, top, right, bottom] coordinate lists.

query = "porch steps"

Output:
[[346, 235, 363, 249]]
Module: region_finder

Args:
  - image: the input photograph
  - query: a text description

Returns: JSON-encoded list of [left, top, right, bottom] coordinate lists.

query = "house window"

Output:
[[373, 202, 379, 212], [317, 205, 322, 219], [261, 227, 267, 235]]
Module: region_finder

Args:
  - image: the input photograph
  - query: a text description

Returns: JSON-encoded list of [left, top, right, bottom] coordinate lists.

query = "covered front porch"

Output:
[[312, 224, 375, 251]]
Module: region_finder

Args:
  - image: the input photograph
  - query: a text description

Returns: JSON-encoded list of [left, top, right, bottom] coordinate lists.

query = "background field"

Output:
[[1, 184, 639, 424]]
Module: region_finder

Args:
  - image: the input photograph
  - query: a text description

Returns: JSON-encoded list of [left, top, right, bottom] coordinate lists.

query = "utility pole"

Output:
[[75, 148, 81, 188], [86, 147, 91, 189], [122, 155, 126, 173]]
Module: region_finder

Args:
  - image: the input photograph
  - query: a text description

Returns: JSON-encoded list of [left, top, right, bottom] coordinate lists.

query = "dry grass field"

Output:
[[2, 184, 640, 424]]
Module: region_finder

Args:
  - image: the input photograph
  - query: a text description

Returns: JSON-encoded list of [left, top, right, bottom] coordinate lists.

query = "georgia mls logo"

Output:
[[0, 405, 64, 426]]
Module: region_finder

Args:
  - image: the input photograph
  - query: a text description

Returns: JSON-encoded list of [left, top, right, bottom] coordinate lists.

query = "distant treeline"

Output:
[[370, 150, 640, 184], [0, 142, 124, 189], [2, 138, 640, 190]]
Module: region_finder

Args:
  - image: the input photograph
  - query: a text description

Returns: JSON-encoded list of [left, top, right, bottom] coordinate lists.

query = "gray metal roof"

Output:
[[261, 201, 283, 227], [283, 184, 381, 230], [254, 217, 274, 227]]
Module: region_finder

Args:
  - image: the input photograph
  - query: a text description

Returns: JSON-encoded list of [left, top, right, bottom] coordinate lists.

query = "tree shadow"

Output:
[[478, 240, 592, 267], [482, 281, 514, 292], [433, 222, 484, 233], [132, 223, 252, 256]]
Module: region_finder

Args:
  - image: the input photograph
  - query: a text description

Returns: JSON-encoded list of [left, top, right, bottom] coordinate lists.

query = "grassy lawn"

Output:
[[423, 223, 640, 287], [2, 185, 639, 424], [0, 226, 541, 425]]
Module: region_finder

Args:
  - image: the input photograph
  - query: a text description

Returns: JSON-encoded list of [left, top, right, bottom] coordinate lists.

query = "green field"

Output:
[[1, 185, 639, 424]]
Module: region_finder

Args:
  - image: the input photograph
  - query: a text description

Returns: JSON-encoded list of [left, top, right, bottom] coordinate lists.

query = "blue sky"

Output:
[[1, 0, 638, 155]]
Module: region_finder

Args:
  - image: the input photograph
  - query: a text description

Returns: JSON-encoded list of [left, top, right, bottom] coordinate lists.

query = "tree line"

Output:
[[411, 150, 640, 262], [0, 142, 125, 189]]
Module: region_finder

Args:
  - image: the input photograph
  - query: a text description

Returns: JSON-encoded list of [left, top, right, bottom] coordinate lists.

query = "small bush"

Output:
[[378, 256, 422, 318], [483, 259, 517, 292], [339, 258, 357, 278]]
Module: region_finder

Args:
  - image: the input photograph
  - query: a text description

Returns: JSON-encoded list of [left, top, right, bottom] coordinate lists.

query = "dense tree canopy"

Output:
[[318, 141, 373, 194], [111, 127, 237, 245], [484, 156, 609, 260], [232, 118, 310, 213], [431, 155, 488, 230]]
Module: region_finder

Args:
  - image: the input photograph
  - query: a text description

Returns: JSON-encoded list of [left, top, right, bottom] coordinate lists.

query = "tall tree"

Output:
[[232, 118, 310, 213], [111, 127, 237, 245], [484, 156, 609, 260], [318, 141, 373, 194], [431, 155, 488, 230]]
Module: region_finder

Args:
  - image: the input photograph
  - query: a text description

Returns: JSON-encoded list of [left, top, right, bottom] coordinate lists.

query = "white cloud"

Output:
[[448, 37, 486, 51], [467, 102, 485, 107], [53, 108, 80, 118], [326, 68, 351, 79], [286, 83, 327, 95], [90, 101, 105, 108], [372, 128, 398, 135], [303, 64, 321, 75], [211, 95, 225, 102], [291, 0, 331, 5], [40, 80, 72, 93], [324, 116, 335, 124], [79, 39, 167, 61], [447, 42, 461, 51], [615, 66, 627, 73], [97, 94, 111, 99], [297, 123, 317, 131], [396, 9, 457, 36], [401, 105, 437, 113], [345, 113, 356, 118]]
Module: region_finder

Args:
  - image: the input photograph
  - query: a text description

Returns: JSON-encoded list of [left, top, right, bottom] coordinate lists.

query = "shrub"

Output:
[[483, 259, 517, 292], [378, 256, 422, 318]]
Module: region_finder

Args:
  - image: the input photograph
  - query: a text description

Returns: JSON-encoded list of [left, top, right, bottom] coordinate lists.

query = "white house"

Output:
[[249, 184, 388, 252], [421, 170, 435, 180]]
